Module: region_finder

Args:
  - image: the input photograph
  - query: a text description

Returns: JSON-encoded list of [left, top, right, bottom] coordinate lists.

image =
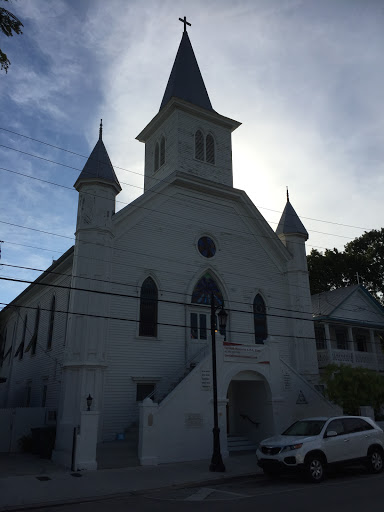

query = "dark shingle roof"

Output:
[[276, 200, 308, 239], [160, 31, 213, 112], [312, 285, 360, 316], [74, 137, 121, 192]]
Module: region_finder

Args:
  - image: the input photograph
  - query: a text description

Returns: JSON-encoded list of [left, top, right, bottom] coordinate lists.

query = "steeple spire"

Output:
[[160, 27, 213, 111], [74, 123, 121, 193], [276, 191, 308, 239]]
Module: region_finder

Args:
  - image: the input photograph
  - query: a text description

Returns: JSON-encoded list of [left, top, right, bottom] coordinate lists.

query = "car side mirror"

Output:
[[325, 430, 338, 438]]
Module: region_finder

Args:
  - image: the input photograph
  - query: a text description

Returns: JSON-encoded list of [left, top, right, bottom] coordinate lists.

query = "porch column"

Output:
[[370, 329, 380, 371], [324, 323, 332, 364], [347, 326, 355, 363]]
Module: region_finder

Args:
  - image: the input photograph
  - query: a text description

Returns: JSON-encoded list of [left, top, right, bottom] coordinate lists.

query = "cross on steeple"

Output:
[[99, 119, 103, 140], [179, 16, 191, 33]]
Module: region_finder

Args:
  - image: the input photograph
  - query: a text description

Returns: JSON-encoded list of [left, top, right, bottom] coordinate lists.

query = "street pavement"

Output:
[[0, 452, 260, 511]]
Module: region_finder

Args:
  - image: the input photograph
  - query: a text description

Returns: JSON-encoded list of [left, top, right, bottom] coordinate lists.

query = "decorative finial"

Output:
[[99, 119, 103, 140], [179, 16, 191, 33], [286, 186, 289, 202]]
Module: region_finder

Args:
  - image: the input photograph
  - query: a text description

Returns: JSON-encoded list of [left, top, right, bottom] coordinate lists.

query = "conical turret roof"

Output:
[[276, 194, 308, 239], [160, 30, 213, 112], [74, 122, 121, 193]]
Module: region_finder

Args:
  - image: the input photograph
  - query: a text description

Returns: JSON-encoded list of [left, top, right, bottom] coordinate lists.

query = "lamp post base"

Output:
[[209, 427, 226, 472]]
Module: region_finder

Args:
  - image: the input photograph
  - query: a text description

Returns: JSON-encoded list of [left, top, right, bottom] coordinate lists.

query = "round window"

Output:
[[198, 236, 216, 258]]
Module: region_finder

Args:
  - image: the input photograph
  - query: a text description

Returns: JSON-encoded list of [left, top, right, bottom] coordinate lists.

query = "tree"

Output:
[[0, 0, 23, 73], [307, 228, 384, 304], [322, 364, 384, 415]]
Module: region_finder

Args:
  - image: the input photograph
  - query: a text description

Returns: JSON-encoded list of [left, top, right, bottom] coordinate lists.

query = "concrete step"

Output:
[[227, 435, 257, 452]]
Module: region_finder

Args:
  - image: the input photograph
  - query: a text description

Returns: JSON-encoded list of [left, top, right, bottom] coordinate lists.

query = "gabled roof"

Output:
[[312, 284, 384, 321], [276, 198, 308, 239], [74, 127, 121, 193], [160, 30, 213, 112], [312, 285, 360, 317]]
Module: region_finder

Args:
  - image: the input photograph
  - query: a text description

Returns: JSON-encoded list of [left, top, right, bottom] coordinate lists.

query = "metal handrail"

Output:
[[144, 344, 209, 402]]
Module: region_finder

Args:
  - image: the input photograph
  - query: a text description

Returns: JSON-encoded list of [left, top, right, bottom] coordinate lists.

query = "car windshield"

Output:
[[282, 420, 326, 437]]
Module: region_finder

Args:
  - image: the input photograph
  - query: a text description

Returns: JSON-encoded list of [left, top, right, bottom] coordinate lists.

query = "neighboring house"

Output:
[[313, 285, 384, 375], [0, 27, 339, 469]]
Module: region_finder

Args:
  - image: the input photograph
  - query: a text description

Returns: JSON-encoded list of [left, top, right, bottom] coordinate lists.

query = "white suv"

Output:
[[256, 416, 384, 482]]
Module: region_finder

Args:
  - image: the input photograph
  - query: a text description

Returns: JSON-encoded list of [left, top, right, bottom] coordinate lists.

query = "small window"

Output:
[[136, 383, 155, 401], [190, 313, 209, 340], [160, 136, 165, 167], [356, 333, 368, 352], [335, 328, 348, 350], [154, 142, 160, 171], [25, 307, 40, 356], [206, 134, 215, 164], [315, 323, 326, 350], [195, 130, 204, 161]]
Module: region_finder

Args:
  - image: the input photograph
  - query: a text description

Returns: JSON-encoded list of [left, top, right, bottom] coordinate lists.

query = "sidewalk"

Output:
[[0, 452, 261, 511]]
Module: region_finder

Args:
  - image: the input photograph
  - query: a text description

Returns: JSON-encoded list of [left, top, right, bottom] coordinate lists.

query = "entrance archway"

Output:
[[226, 370, 274, 444]]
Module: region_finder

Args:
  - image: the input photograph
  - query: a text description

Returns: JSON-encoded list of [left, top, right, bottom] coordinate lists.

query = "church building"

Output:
[[0, 22, 339, 469]]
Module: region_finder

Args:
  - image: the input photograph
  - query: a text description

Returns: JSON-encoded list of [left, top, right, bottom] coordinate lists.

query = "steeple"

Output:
[[160, 28, 213, 112], [276, 191, 308, 240], [74, 120, 122, 194]]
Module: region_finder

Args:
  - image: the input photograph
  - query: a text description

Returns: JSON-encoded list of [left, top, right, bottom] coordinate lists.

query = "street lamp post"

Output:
[[209, 292, 227, 472]]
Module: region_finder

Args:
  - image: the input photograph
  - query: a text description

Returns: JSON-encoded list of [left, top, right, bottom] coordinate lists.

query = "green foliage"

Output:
[[322, 364, 384, 415], [0, 0, 23, 73], [307, 228, 384, 304]]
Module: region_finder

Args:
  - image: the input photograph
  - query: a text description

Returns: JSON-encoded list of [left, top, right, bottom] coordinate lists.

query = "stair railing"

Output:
[[144, 344, 210, 402]]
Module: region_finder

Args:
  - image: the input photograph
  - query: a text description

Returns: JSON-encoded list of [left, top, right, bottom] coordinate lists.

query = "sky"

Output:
[[1, 0, 383, 308]]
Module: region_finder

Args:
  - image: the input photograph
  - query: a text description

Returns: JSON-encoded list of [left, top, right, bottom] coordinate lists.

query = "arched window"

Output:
[[160, 136, 166, 167], [15, 315, 28, 360], [253, 294, 267, 344], [195, 130, 204, 161], [47, 296, 55, 350], [26, 307, 40, 355], [192, 272, 223, 306], [154, 142, 160, 171], [139, 277, 158, 337], [0, 329, 6, 367], [206, 134, 215, 164]]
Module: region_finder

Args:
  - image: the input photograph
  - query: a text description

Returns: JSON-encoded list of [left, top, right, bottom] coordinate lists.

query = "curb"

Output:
[[0, 472, 260, 512]]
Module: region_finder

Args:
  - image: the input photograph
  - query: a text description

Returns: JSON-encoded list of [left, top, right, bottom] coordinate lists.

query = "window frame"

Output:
[[139, 277, 158, 338]]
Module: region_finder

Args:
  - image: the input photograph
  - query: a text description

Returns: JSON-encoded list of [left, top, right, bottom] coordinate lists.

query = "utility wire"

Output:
[[1, 262, 375, 319], [0, 126, 373, 232], [1, 275, 382, 328]]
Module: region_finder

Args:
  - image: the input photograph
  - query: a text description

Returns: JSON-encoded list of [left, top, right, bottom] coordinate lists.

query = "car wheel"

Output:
[[305, 455, 325, 483], [366, 447, 384, 474]]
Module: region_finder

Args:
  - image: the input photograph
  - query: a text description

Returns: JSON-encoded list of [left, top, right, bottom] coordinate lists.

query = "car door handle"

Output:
[[343, 439, 350, 442]]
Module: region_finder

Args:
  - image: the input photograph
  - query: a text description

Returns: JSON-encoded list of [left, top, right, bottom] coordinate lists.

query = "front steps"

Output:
[[227, 434, 257, 453]]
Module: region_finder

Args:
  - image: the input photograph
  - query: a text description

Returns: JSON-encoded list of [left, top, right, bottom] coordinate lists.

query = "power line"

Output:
[[0, 126, 373, 232], [1, 274, 382, 329], [1, 262, 375, 319], [0, 163, 359, 244]]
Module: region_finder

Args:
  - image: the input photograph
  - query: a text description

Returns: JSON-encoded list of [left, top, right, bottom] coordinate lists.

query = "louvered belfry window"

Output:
[[160, 136, 165, 166], [154, 142, 160, 171], [206, 134, 215, 164], [139, 277, 158, 337], [195, 130, 204, 161]]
